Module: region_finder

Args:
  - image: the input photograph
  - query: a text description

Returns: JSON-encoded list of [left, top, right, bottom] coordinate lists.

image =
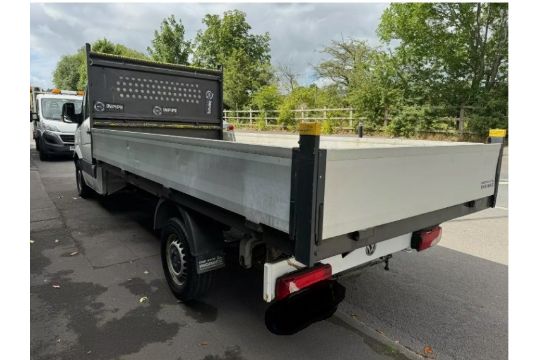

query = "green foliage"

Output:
[[220, 48, 272, 109], [256, 113, 267, 131], [147, 15, 191, 64], [276, 108, 294, 128], [276, 85, 347, 129], [91, 38, 148, 60], [251, 85, 282, 111], [347, 46, 403, 129], [277, 87, 314, 127], [312, 3, 508, 137], [193, 10, 272, 109], [316, 39, 405, 131], [386, 106, 431, 138], [193, 10, 270, 67], [77, 39, 148, 89], [53, 52, 84, 90], [378, 3, 508, 121], [466, 115, 507, 136], [53, 38, 148, 91], [316, 40, 372, 88], [321, 119, 334, 135]]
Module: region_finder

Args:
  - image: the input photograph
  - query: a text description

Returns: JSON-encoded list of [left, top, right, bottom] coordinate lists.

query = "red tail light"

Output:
[[412, 226, 442, 251], [227, 124, 234, 131], [275, 264, 332, 301]]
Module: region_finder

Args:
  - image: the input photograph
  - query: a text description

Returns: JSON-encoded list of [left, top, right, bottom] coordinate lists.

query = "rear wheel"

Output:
[[75, 162, 93, 198], [161, 218, 214, 301]]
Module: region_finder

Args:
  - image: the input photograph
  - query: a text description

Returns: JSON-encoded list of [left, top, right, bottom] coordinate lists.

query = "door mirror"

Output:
[[31, 112, 38, 122], [62, 103, 82, 124]]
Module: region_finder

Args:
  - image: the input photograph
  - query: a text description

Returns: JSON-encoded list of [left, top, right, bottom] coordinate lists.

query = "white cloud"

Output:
[[30, 2, 387, 89]]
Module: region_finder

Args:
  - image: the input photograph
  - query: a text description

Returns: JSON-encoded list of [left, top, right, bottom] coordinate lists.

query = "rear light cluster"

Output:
[[412, 226, 442, 251], [275, 264, 332, 301]]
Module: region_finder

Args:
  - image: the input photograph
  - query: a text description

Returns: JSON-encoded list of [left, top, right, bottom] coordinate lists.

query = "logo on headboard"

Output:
[[153, 106, 162, 116]]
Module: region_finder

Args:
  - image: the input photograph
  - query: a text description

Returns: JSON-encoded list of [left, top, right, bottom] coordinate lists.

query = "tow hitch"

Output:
[[265, 279, 346, 335]]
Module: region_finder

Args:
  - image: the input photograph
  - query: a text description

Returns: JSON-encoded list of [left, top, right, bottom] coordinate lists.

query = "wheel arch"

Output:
[[154, 198, 225, 259]]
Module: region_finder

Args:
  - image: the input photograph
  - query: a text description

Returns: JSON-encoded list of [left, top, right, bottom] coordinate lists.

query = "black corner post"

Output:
[[490, 142, 505, 208], [290, 123, 326, 266]]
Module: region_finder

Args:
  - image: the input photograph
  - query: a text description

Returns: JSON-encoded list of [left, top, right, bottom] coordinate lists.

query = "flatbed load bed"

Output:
[[91, 127, 502, 265]]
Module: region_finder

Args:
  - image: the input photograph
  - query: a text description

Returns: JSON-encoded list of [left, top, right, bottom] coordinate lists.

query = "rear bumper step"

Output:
[[263, 233, 412, 302]]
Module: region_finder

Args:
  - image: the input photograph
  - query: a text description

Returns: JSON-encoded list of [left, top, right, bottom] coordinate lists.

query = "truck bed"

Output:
[[93, 129, 501, 242], [233, 133, 501, 239], [84, 50, 502, 265]]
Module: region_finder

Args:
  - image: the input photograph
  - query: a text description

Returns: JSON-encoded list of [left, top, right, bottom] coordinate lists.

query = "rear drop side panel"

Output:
[[322, 144, 502, 239], [289, 141, 503, 266]]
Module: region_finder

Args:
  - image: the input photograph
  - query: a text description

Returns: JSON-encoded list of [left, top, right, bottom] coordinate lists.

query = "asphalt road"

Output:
[[30, 145, 507, 360]]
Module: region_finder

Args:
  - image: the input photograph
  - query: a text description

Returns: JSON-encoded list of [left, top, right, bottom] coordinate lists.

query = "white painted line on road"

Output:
[[499, 181, 508, 185], [495, 206, 508, 210]]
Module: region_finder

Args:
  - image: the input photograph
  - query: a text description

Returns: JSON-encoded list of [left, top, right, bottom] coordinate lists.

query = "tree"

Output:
[[221, 48, 252, 109], [276, 85, 347, 129], [315, 39, 373, 88], [315, 39, 402, 129], [147, 15, 191, 64], [378, 3, 508, 121], [193, 10, 272, 109], [348, 50, 404, 128], [52, 39, 147, 91], [276, 64, 299, 93], [76, 39, 147, 89], [52, 53, 84, 90], [251, 84, 282, 111]]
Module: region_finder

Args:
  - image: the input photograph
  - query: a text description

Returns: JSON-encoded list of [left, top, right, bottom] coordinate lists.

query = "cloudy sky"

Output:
[[30, 2, 388, 89]]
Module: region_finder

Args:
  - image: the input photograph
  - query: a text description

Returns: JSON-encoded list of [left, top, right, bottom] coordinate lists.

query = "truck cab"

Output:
[[31, 88, 83, 160]]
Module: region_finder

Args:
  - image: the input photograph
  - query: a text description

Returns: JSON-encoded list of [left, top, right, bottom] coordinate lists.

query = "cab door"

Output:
[[75, 90, 99, 190], [78, 90, 92, 163]]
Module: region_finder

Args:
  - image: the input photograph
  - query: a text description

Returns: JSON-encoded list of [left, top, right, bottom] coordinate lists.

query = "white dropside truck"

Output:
[[62, 45, 503, 334], [30, 87, 83, 160]]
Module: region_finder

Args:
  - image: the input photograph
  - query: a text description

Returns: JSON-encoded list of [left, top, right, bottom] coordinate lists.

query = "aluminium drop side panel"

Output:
[[92, 129, 292, 232], [321, 143, 502, 240]]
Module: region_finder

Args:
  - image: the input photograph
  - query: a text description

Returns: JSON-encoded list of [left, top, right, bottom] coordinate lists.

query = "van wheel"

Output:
[[38, 139, 48, 161], [75, 163, 93, 198], [161, 218, 214, 301]]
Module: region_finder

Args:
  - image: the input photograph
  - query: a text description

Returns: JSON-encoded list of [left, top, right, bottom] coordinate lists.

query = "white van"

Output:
[[30, 87, 83, 160]]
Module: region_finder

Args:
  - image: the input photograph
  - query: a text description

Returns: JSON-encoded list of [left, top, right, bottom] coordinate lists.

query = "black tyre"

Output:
[[75, 161, 93, 198], [38, 138, 48, 161], [161, 218, 214, 301]]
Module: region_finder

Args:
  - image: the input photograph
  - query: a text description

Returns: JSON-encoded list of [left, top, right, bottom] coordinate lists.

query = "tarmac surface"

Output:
[[30, 139, 507, 360]]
